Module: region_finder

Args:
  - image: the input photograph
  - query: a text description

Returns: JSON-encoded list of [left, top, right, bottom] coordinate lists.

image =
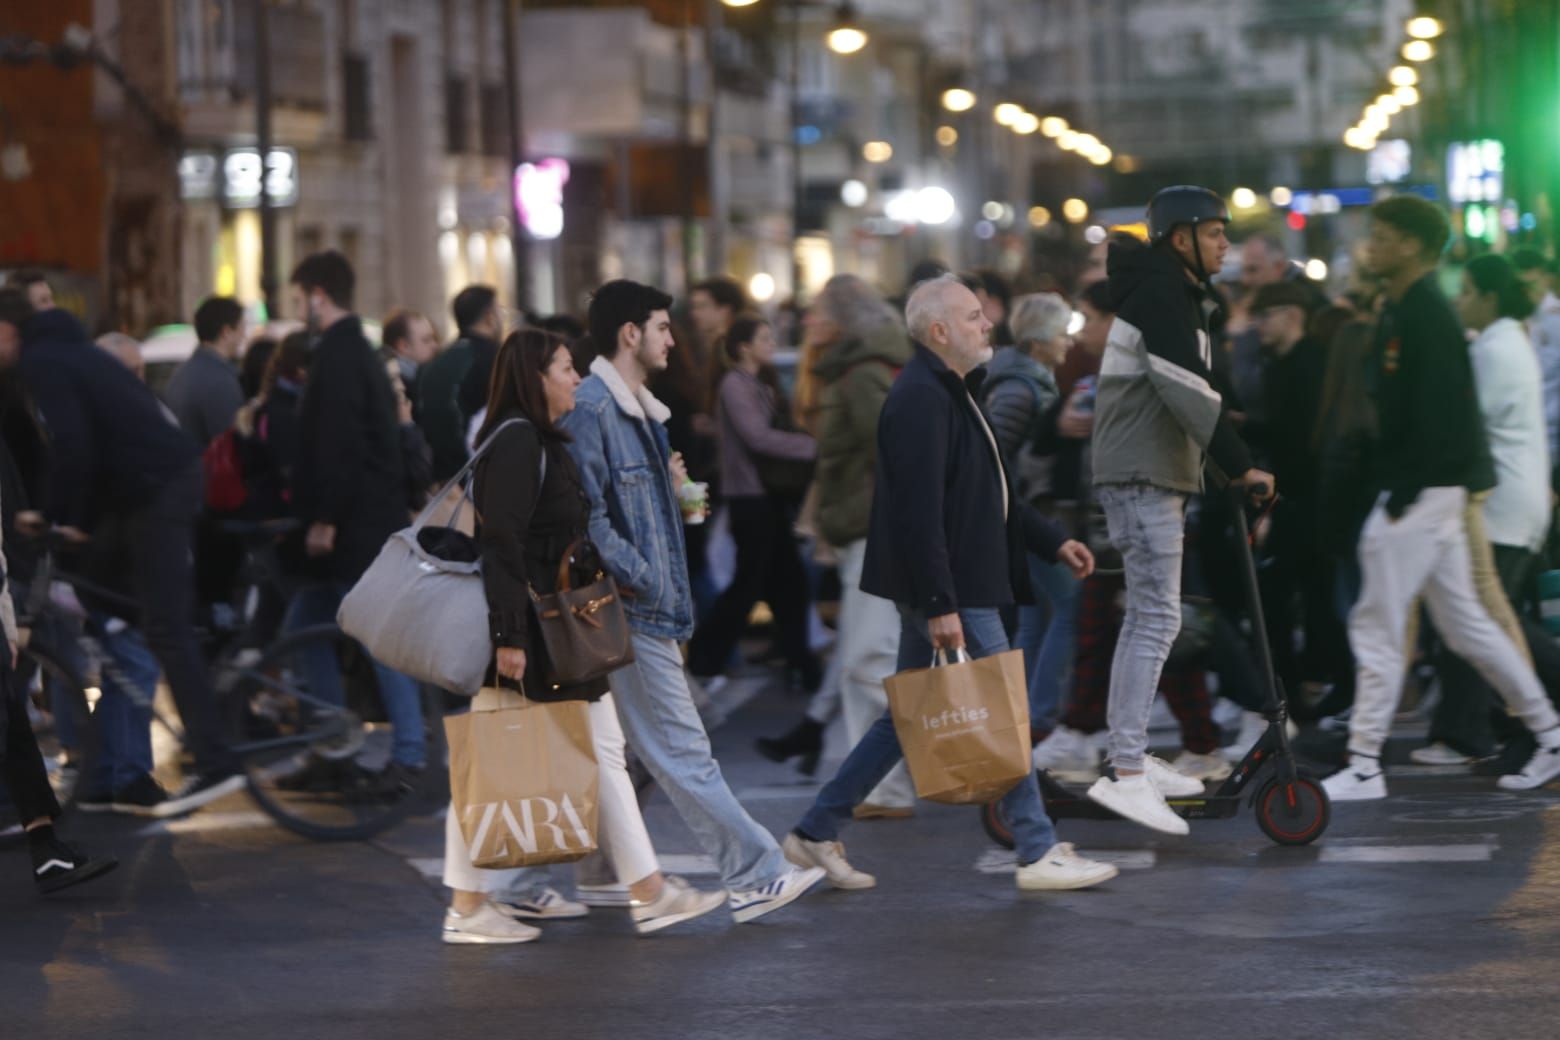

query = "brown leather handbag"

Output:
[[527, 540, 636, 684]]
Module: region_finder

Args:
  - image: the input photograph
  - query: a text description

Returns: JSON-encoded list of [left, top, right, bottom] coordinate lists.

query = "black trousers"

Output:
[[1, 656, 61, 824], [1260, 499, 1353, 695], [688, 495, 813, 677], [127, 462, 232, 774]]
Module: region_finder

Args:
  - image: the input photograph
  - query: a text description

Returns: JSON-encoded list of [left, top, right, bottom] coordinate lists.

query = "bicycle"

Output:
[[7, 522, 446, 842]]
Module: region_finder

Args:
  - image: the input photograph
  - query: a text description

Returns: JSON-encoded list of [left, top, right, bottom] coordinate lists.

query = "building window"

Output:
[[445, 76, 469, 154], [343, 52, 372, 141], [479, 82, 508, 158], [297, 224, 323, 259]]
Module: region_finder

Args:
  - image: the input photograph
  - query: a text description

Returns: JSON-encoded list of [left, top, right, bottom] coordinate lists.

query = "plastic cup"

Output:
[[679, 481, 709, 525]]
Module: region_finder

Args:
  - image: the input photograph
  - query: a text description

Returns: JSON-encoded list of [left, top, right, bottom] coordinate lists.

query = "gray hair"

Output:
[[95, 332, 143, 369], [904, 273, 966, 344], [1009, 292, 1072, 347], [814, 274, 900, 342]]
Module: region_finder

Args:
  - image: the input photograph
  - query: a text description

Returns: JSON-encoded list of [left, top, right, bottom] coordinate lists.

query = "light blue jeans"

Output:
[[797, 606, 1061, 864], [282, 583, 427, 769], [1015, 553, 1079, 735], [1096, 484, 1187, 773], [608, 631, 788, 893]]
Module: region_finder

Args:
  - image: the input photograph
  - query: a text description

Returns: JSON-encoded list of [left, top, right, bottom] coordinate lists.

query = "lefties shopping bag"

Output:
[[445, 688, 600, 869], [883, 648, 1032, 805]]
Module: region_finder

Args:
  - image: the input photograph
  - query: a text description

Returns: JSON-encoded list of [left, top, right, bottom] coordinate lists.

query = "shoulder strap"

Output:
[[410, 417, 543, 531]]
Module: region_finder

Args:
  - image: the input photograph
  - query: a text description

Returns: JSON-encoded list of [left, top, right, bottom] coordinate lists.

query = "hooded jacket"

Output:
[[1092, 240, 1253, 492], [811, 323, 911, 546]]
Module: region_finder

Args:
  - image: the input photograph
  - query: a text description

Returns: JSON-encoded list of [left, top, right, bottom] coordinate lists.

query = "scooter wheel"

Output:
[[981, 799, 1016, 850], [1255, 775, 1330, 846]]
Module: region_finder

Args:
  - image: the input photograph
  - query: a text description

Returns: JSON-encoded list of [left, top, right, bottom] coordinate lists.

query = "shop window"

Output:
[[445, 76, 469, 154], [343, 52, 373, 141]]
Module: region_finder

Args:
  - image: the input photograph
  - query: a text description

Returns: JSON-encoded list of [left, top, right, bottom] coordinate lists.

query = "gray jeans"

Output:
[[1096, 484, 1188, 772]]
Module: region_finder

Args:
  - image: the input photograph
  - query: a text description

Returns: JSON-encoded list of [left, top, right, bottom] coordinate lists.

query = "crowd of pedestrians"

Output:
[[4, 185, 1560, 928]]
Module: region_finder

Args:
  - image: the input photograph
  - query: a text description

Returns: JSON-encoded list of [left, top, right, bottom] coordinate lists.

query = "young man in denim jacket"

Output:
[[563, 280, 825, 924]]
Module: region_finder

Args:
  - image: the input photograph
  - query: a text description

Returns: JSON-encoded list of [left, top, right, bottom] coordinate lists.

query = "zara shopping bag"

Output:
[[337, 419, 540, 696], [445, 687, 600, 870], [883, 648, 1032, 805]]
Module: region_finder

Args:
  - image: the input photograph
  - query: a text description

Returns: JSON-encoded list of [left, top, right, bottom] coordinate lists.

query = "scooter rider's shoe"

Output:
[[1146, 755, 1206, 797], [1086, 775, 1189, 836], [1496, 731, 1560, 791], [1322, 760, 1387, 801]]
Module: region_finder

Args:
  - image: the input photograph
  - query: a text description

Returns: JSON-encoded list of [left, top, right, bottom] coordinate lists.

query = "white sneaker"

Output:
[[1221, 711, 1268, 762], [1033, 726, 1101, 783], [1409, 742, 1475, 767], [728, 865, 826, 924], [1015, 843, 1119, 891], [630, 875, 727, 935], [442, 901, 541, 945], [1170, 750, 1233, 783], [1145, 755, 1206, 797], [1322, 764, 1387, 801], [574, 882, 631, 908], [783, 831, 876, 890], [1497, 740, 1560, 791], [494, 887, 588, 920], [1086, 775, 1189, 835]]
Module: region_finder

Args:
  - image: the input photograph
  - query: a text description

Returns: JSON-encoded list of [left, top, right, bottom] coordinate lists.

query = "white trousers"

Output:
[[833, 539, 914, 808], [1347, 487, 1560, 760], [443, 693, 660, 895]]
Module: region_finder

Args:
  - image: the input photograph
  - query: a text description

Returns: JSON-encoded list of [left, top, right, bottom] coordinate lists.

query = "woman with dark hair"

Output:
[[686, 317, 821, 690], [442, 328, 725, 945], [239, 336, 277, 400], [236, 332, 311, 519]]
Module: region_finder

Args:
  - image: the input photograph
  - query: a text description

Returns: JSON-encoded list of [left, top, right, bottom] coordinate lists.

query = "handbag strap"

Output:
[[410, 417, 546, 533]]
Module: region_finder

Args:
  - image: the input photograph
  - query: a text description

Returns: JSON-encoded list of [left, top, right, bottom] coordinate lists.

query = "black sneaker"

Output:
[[76, 789, 117, 813], [33, 838, 118, 894], [152, 770, 248, 818], [111, 774, 170, 816], [275, 756, 356, 793], [345, 761, 424, 803]]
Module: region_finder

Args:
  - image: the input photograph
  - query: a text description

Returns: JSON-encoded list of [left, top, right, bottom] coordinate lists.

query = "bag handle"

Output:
[[410, 417, 545, 534], [931, 647, 970, 667]]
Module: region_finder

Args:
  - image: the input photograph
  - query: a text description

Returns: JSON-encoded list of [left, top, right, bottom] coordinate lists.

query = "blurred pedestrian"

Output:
[[381, 308, 439, 424], [1512, 249, 1560, 463], [13, 271, 53, 313], [1086, 187, 1270, 835], [963, 269, 1014, 347], [239, 336, 277, 400], [165, 296, 246, 449], [1324, 197, 1560, 801], [785, 274, 1113, 894], [420, 285, 501, 481], [563, 279, 825, 924]]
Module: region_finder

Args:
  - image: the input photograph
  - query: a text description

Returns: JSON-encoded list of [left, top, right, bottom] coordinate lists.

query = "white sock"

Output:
[[1536, 727, 1560, 751]]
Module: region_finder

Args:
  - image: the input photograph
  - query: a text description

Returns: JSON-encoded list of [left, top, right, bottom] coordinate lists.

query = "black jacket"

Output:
[[862, 344, 1068, 615], [458, 335, 502, 428], [474, 411, 605, 700], [18, 309, 200, 529], [292, 316, 407, 583], [1371, 273, 1496, 517]]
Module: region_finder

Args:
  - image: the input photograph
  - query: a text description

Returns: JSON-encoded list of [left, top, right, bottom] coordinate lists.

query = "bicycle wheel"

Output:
[[222, 624, 445, 841], [1, 641, 98, 834]]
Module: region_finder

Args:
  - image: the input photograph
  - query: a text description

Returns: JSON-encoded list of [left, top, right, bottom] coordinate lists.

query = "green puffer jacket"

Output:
[[812, 324, 912, 547]]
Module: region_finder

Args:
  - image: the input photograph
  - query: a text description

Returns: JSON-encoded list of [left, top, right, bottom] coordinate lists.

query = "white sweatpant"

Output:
[[1347, 487, 1560, 760], [833, 539, 914, 808], [443, 692, 660, 895]]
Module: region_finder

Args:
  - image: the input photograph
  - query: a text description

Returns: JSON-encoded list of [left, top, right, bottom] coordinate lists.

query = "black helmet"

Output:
[[1147, 186, 1230, 243]]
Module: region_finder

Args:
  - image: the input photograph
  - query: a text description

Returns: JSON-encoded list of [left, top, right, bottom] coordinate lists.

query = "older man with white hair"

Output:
[[783, 274, 1119, 894]]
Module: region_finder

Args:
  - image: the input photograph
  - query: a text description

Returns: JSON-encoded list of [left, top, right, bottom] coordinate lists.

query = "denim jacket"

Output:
[[561, 356, 694, 640]]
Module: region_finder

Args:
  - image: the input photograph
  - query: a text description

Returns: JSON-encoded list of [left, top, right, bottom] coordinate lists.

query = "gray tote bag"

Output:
[[337, 419, 542, 696]]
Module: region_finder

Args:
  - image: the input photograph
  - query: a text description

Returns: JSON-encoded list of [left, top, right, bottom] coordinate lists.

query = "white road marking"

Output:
[[1317, 843, 1496, 864], [409, 857, 443, 880], [136, 811, 277, 837]]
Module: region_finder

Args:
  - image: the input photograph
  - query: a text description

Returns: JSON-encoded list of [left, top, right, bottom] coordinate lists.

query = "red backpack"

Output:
[[203, 428, 248, 512]]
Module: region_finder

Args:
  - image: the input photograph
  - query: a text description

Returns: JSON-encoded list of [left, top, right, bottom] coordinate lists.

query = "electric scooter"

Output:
[[982, 484, 1332, 848]]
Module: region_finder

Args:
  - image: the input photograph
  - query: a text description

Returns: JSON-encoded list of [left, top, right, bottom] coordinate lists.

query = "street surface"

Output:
[[6, 676, 1560, 1040]]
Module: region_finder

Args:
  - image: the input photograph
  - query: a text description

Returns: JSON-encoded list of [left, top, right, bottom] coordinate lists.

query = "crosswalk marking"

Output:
[[1318, 843, 1496, 864], [136, 811, 277, 837]]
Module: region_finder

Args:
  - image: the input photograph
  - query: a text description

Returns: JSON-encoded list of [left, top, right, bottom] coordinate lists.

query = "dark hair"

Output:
[[0, 287, 33, 331], [691, 277, 747, 315], [13, 269, 48, 290], [1077, 279, 1114, 315], [289, 250, 355, 309], [241, 336, 277, 398], [1369, 196, 1450, 260], [906, 258, 949, 291], [475, 328, 573, 446], [452, 285, 498, 335], [1466, 254, 1537, 322], [262, 331, 312, 397], [1511, 249, 1553, 276], [588, 279, 673, 359], [720, 315, 769, 366], [382, 308, 428, 352], [1308, 304, 1355, 349], [969, 269, 1012, 312], [538, 313, 586, 341], [194, 296, 244, 344]]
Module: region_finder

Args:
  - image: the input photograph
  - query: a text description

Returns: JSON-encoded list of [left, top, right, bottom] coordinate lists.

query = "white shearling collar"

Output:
[[590, 355, 672, 425]]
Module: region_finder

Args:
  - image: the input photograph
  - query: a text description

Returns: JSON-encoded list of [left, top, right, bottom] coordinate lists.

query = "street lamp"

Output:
[[993, 103, 1024, 126], [1011, 112, 1040, 135], [720, 0, 761, 5], [1402, 39, 1434, 62], [1389, 65, 1418, 87], [1040, 116, 1068, 138], [826, 4, 868, 55], [1406, 16, 1443, 39], [941, 88, 977, 113], [1394, 84, 1421, 106], [1062, 198, 1089, 223]]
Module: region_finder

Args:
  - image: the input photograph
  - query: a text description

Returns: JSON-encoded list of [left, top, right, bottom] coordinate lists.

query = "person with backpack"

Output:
[[981, 291, 1077, 741]]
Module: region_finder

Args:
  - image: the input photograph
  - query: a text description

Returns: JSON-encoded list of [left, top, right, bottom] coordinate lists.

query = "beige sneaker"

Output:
[[1170, 750, 1233, 783], [783, 831, 876, 890], [1016, 843, 1119, 891], [442, 901, 542, 945], [630, 875, 727, 936]]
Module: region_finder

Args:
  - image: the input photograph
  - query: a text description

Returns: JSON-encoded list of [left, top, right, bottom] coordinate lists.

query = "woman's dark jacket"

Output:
[[474, 411, 607, 701]]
